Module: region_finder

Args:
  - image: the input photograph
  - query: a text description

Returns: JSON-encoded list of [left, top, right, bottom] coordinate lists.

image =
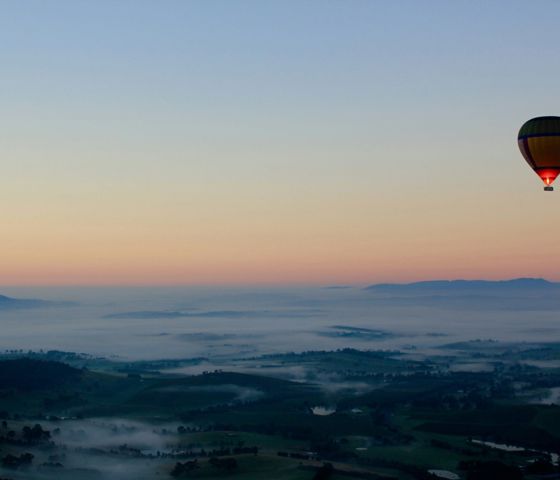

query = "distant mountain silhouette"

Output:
[[104, 309, 322, 320], [366, 278, 557, 292], [0, 294, 57, 309]]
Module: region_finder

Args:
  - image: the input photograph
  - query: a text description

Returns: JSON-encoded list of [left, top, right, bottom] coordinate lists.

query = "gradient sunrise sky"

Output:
[[1, 1, 559, 286]]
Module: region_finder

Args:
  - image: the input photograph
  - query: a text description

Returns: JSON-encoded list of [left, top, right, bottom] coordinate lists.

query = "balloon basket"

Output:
[[544, 186, 554, 191]]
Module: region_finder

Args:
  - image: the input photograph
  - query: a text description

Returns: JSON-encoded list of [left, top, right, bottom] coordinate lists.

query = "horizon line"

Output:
[[0, 276, 554, 289]]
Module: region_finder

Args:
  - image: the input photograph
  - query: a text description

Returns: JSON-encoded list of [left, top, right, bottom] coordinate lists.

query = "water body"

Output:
[[310, 406, 336, 416], [472, 440, 559, 465], [427, 470, 459, 480]]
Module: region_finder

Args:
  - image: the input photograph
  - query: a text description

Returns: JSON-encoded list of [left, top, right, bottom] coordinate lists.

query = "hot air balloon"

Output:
[[518, 116, 560, 191]]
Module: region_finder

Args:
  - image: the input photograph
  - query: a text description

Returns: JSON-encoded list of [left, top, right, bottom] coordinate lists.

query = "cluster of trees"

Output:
[[179, 446, 257, 457], [1, 452, 33, 469], [458, 458, 558, 479], [525, 458, 557, 475], [277, 451, 317, 460], [41, 461, 63, 468], [141, 444, 258, 461], [356, 456, 442, 480], [170, 457, 238, 477], [313, 463, 334, 480], [208, 457, 237, 471], [430, 438, 484, 457], [0, 423, 51, 446], [279, 438, 359, 462], [459, 460, 523, 480], [43, 391, 84, 408], [22, 424, 51, 443], [170, 459, 199, 476]]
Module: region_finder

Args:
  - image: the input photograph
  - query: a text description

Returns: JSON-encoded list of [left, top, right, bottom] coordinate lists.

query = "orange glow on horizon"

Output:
[[2, 182, 559, 287]]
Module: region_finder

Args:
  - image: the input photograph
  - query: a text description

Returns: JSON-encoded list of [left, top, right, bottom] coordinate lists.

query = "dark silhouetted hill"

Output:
[[0, 359, 81, 390]]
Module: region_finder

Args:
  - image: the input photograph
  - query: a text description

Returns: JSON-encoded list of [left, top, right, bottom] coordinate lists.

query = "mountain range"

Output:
[[366, 278, 556, 292]]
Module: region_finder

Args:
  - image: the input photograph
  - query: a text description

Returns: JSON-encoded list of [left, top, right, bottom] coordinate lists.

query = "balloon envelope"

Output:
[[518, 116, 560, 187]]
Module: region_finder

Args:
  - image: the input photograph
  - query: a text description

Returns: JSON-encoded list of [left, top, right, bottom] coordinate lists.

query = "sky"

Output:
[[1, 1, 559, 286]]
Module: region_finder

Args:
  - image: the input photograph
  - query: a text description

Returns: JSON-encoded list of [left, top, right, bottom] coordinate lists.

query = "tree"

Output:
[[313, 463, 334, 480], [170, 459, 199, 477], [209, 457, 237, 471], [460, 460, 523, 480]]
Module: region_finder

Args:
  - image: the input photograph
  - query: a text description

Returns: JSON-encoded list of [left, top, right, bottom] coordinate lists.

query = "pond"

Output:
[[427, 470, 459, 480], [310, 406, 336, 416], [472, 439, 559, 465]]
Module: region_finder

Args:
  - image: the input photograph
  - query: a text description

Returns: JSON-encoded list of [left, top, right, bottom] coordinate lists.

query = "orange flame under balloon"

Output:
[[537, 169, 560, 186]]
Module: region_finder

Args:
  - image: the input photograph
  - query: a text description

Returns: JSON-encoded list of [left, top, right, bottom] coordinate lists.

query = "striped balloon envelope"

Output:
[[518, 116, 560, 191]]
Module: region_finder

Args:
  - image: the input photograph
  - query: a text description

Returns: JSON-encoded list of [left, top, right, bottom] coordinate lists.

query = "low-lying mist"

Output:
[[0, 285, 558, 361]]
